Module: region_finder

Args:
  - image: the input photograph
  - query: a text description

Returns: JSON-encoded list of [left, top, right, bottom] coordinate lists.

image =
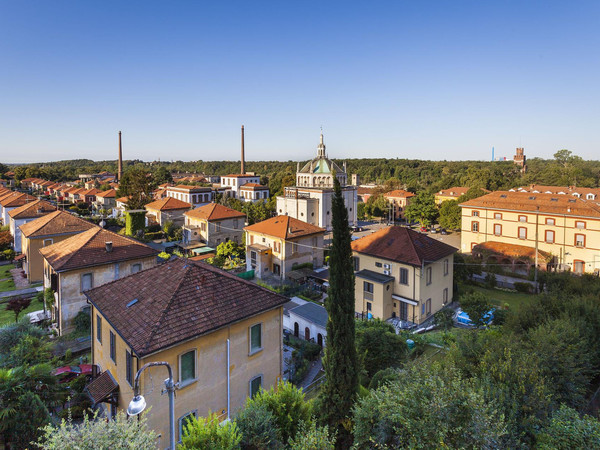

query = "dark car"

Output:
[[440, 229, 449, 235], [350, 226, 364, 232], [53, 364, 94, 384]]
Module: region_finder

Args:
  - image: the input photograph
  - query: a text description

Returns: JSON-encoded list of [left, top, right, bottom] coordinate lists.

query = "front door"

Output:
[[399, 302, 408, 321]]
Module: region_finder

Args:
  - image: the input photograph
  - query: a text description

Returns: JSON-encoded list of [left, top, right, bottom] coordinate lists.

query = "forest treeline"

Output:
[[3, 149, 600, 195]]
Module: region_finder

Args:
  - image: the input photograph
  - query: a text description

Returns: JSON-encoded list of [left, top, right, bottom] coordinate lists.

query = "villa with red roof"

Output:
[[183, 203, 246, 248]]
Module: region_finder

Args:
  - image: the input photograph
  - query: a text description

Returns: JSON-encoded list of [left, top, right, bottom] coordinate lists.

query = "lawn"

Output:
[[459, 283, 536, 311], [0, 296, 45, 326], [0, 264, 15, 292]]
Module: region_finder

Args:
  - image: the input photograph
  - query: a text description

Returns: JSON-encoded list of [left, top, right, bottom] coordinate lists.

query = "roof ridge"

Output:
[[139, 261, 193, 355], [43, 226, 102, 268]]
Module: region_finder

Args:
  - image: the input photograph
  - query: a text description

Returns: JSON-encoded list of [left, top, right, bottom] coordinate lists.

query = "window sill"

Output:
[[179, 378, 197, 390], [249, 347, 263, 357]]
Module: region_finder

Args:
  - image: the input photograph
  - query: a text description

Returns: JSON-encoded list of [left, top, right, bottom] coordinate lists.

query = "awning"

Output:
[[392, 294, 418, 306], [85, 370, 119, 407]]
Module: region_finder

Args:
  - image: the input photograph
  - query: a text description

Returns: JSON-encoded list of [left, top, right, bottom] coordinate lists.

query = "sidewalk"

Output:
[[0, 286, 43, 299]]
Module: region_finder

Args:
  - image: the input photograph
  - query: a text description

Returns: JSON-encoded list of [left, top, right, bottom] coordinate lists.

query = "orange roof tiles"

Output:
[[244, 215, 325, 239], [351, 226, 457, 266], [144, 197, 191, 211], [472, 241, 553, 263], [185, 203, 246, 222], [39, 226, 158, 272], [20, 210, 97, 238], [8, 199, 56, 220], [460, 191, 600, 218], [95, 189, 117, 198], [384, 190, 415, 198], [0, 192, 37, 207]]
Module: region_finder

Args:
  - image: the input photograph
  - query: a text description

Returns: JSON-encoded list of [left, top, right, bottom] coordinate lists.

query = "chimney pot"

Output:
[[105, 241, 113, 253]]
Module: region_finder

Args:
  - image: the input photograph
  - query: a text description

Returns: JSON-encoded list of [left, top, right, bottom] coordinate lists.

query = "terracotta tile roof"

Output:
[[185, 203, 246, 222], [244, 215, 325, 239], [351, 226, 457, 266], [437, 187, 470, 197], [80, 188, 100, 196], [85, 370, 119, 406], [0, 192, 37, 207], [95, 189, 117, 198], [39, 226, 158, 272], [459, 191, 600, 218], [384, 189, 414, 198], [8, 199, 56, 219], [20, 210, 97, 238], [472, 241, 553, 263], [115, 196, 130, 204], [85, 258, 288, 357], [357, 186, 378, 195], [240, 183, 269, 190], [145, 197, 191, 211]]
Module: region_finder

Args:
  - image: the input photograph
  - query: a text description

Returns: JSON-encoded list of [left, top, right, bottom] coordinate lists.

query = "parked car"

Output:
[[430, 227, 438, 234], [419, 226, 428, 233], [350, 226, 364, 232], [53, 364, 94, 384], [440, 228, 449, 235]]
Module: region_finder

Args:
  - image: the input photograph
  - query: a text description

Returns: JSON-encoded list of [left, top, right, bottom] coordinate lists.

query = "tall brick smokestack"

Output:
[[117, 131, 123, 182], [241, 125, 245, 174]]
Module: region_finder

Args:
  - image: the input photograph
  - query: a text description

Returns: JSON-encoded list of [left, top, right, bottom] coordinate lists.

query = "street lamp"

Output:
[[127, 361, 177, 450]]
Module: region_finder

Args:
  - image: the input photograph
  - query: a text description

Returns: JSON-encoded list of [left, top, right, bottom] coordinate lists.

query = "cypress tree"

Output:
[[321, 177, 359, 447]]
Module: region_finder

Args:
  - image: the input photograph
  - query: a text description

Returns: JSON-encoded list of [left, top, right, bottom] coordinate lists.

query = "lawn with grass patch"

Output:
[[0, 296, 45, 325], [0, 264, 16, 292], [459, 283, 536, 311]]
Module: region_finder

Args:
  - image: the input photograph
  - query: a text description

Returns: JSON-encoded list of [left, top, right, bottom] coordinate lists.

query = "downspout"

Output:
[[227, 339, 230, 420]]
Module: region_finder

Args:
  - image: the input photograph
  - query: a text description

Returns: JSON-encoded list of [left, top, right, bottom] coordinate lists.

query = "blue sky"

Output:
[[1, 1, 598, 163]]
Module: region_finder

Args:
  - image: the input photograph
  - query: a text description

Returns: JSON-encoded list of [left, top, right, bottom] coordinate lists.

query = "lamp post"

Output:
[[127, 361, 177, 450]]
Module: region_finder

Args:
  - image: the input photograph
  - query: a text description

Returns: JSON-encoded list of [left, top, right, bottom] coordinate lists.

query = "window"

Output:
[[126, 350, 133, 386], [353, 257, 360, 271], [363, 281, 374, 293], [518, 227, 527, 239], [312, 236, 317, 247], [545, 230, 555, 243], [250, 375, 262, 398], [444, 259, 449, 276], [215, 223, 221, 232], [472, 211, 479, 217], [494, 224, 502, 236], [519, 215, 527, 222], [81, 273, 93, 292], [443, 288, 448, 304], [43, 238, 53, 246], [426, 267, 432, 285], [471, 221, 479, 232], [131, 263, 141, 273], [575, 234, 585, 248], [400, 268, 409, 285], [375, 262, 382, 268], [233, 218, 238, 229], [179, 350, 196, 386], [366, 302, 372, 311], [574, 260, 585, 275], [545, 218, 555, 226], [291, 243, 298, 253], [96, 314, 102, 343], [494, 213, 502, 220], [250, 323, 262, 354], [575, 221, 586, 229], [179, 411, 197, 441], [273, 241, 280, 253], [426, 298, 431, 316], [109, 331, 116, 363]]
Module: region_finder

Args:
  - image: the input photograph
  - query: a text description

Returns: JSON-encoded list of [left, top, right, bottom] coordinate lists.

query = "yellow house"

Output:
[[8, 199, 56, 253], [435, 187, 471, 205], [39, 227, 158, 335], [351, 226, 456, 324], [19, 210, 97, 283], [183, 203, 246, 248], [244, 215, 325, 280], [84, 258, 287, 445], [144, 197, 191, 227], [460, 191, 600, 274]]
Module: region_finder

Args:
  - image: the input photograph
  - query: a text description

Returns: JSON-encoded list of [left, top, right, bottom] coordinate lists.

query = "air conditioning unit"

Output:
[[383, 270, 391, 275], [383, 264, 391, 269]]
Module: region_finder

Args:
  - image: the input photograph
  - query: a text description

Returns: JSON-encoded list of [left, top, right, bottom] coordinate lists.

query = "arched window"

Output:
[[305, 327, 310, 341], [294, 322, 299, 337]]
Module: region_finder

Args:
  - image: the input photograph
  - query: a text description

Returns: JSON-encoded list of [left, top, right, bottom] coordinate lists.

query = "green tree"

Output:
[[537, 405, 600, 449], [236, 402, 282, 449], [433, 308, 454, 331], [117, 167, 152, 209], [438, 199, 461, 230], [152, 165, 173, 186], [180, 413, 242, 450], [460, 291, 491, 328], [353, 362, 506, 449], [355, 319, 407, 384], [5, 296, 32, 323], [404, 192, 438, 226], [288, 421, 335, 450], [320, 177, 359, 448], [36, 411, 157, 449]]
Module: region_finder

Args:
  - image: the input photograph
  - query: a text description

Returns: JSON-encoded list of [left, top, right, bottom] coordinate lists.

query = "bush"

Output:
[[291, 262, 314, 271], [514, 281, 532, 293], [73, 311, 91, 334], [537, 405, 600, 449], [369, 367, 401, 390], [180, 413, 242, 450], [485, 272, 497, 288], [2, 249, 16, 261], [236, 402, 282, 449], [288, 421, 335, 449]]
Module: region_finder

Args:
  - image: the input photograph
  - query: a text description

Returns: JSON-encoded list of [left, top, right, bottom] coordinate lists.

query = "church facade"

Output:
[[276, 134, 358, 231]]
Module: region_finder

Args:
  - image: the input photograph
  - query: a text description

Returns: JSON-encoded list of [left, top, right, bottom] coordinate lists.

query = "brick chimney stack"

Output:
[[117, 131, 123, 182], [241, 125, 245, 175]]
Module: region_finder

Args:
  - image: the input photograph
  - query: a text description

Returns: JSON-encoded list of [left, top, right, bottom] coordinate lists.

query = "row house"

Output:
[[40, 226, 158, 335], [460, 191, 600, 274], [166, 185, 213, 208], [144, 197, 191, 227], [352, 226, 457, 324], [0, 190, 37, 225], [245, 215, 325, 280], [20, 210, 96, 282], [95, 189, 117, 211], [8, 199, 56, 252], [183, 203, 246, 248], [85, 258, 287, 442]]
